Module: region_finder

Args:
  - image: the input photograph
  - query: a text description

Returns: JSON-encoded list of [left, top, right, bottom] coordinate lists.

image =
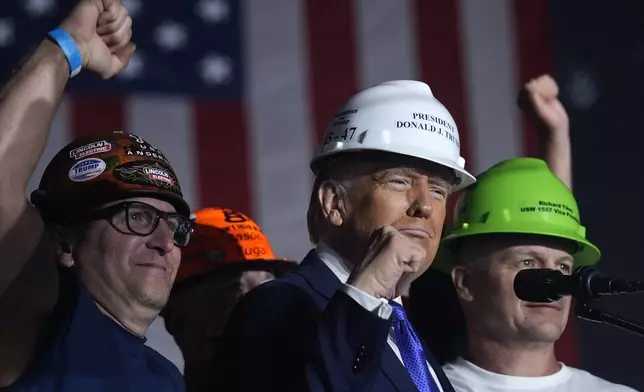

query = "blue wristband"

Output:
[[47, 27, 82, 78]]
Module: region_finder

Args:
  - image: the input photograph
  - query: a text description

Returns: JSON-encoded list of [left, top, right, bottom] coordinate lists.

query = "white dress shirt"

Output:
[[316, 242, 444, 391]]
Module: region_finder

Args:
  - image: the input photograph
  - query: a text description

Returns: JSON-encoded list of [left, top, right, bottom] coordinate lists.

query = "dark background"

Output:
[[553, 0, 644, 388]]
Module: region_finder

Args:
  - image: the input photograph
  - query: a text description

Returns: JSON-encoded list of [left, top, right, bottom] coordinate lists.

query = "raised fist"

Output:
[[519, 74, 569, 136], [60, 0, 135, 79], [348, 226, 426, 300]]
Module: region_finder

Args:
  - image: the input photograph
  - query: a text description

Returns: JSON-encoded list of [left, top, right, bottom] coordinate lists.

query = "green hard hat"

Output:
[[432, 157, 600, 273]]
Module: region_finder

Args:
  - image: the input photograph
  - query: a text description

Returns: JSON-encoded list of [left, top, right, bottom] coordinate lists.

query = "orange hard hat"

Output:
[[176, 207, 297, 283]]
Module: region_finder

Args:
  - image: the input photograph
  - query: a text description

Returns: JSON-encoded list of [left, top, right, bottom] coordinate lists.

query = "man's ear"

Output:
[[318, 180, 348, 228], [48, 224, 76, 268], [451, 265, 474, 302]]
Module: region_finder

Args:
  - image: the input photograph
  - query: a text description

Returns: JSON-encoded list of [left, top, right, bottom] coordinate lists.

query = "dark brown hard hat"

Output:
[[31, 131, 191, 222]]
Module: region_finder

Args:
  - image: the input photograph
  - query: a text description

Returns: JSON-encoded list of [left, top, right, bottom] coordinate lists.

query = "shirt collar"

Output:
[[315, 241, 352, 283]]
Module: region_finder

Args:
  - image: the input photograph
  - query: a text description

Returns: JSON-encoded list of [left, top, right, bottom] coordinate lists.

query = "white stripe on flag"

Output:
[[133, 99, 195, 372], [459, 0, 522, 174], [355, 0, 418, 88], [243, 0, 313, 261], [26, 98, 72, 196], [127, 96, 199, 210]]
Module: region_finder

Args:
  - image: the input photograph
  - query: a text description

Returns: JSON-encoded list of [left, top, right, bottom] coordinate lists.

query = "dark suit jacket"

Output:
[[213, 250, 455, 392]]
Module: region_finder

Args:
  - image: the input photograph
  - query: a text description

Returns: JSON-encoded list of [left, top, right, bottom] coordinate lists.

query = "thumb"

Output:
[[105, 42, 136, 78]]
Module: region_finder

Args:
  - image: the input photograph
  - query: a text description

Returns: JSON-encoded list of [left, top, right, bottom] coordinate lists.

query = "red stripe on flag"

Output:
[[513, 0, 555, 158], [513, 0, 579, 367], [305, 0, 359, 145], [193, 102, 251, 215], [70, 96, 126, 139], [413, 0, 472, 221]]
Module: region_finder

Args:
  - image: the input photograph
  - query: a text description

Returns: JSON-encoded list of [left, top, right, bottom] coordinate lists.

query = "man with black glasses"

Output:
[[0, 1, 193, 390]]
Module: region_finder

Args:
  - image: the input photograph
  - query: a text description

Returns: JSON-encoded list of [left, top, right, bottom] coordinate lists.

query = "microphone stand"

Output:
[[575, 301, 644, 338]]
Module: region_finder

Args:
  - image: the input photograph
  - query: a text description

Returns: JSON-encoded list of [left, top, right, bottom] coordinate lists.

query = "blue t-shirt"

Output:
[[4, 282, 185, 392]]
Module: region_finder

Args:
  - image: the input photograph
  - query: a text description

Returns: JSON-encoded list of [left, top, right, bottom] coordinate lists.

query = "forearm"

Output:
[[0, 38, 68, 302], [542, 131, 572, 190], [0, 39, 69, 196]]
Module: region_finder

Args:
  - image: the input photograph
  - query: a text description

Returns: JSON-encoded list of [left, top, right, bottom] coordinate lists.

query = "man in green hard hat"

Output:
[[438, 158, 636, 391], [432, 78, 637, 391]]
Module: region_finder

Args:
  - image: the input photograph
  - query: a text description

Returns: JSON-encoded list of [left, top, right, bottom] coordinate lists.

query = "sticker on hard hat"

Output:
[[68, 158, 107, 182], [396, 112, 460, 148], [324, 127, 357, 146], [113, 161, 181, 193], [144, 167, 175, 185], [519, 200, 580, 224], [69, 140, 112, 160]]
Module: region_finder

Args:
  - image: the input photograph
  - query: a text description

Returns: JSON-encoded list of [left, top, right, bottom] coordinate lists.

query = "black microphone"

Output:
[[514, 267, 644, 303]]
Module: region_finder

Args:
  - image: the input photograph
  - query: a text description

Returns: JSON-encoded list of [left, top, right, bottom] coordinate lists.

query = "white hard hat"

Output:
[[310, 80, 476, 191]]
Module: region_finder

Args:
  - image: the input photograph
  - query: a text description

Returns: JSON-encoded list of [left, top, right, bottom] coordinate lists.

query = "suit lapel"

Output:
[[294, 251, 454, 392], [294, 250, 343, 300]]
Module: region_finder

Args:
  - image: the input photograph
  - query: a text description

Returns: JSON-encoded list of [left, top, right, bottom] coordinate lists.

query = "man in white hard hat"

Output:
[[213, 80, 473, 391]]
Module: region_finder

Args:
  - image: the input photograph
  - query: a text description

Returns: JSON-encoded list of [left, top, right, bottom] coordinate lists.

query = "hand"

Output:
[[347, 226, 425, 300], [519, 74, 569, 137], [60, 0, 135, 79]]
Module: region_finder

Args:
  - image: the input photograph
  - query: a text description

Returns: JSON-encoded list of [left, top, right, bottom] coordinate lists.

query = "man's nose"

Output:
[[408, 184, 432, 219], [146, 219, 175, 254]]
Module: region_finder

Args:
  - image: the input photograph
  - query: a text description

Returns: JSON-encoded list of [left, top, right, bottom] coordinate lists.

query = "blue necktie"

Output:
[[389, 301, 440, 392]]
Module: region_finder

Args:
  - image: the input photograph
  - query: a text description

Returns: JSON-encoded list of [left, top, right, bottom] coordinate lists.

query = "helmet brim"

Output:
[[432, 229, 601, 273]]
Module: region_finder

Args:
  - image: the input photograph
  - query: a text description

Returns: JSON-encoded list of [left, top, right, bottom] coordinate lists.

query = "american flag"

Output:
[[0, 0, 582, 373]]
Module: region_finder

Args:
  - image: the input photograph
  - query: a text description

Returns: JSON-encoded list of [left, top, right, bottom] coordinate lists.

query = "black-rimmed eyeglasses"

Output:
[[85, 201, 194, 247]]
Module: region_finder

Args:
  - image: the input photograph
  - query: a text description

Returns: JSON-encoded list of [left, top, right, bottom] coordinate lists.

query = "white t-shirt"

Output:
[[443, 357, 638, 392]]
